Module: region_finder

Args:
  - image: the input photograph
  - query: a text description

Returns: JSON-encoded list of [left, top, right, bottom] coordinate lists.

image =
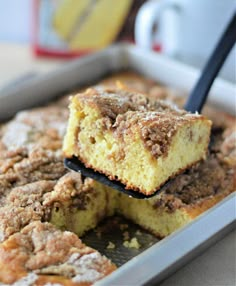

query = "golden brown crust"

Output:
[[0, 221, 116, 285]]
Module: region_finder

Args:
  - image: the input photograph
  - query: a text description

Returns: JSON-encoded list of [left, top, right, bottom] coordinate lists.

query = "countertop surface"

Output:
[[0, 43, 235, 286]]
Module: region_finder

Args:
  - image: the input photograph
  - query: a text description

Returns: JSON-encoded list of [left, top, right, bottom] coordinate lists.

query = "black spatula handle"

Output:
[[185, 11, 236, 113]]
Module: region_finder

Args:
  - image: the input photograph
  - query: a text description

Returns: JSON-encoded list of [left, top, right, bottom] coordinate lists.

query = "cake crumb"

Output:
[[106, 241, 116, 249], [123, 237, 141, 249], [135, 230, 142, 235], [123, 231, 130, 241]]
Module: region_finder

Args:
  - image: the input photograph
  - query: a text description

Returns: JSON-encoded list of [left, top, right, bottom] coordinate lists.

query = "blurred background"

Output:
[[0, 0, 145, 89], [0, 0, 235, 90], [0, 0, 30, 43]]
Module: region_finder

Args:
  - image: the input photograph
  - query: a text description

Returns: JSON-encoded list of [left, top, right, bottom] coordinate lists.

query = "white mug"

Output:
[[135, 0, 236, 81]]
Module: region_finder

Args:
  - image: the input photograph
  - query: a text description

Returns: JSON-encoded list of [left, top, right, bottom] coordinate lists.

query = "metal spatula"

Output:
[[65, 12, 236, 199]]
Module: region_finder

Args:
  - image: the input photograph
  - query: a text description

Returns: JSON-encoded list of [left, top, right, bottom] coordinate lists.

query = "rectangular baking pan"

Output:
[[0, 44, 235, 285]]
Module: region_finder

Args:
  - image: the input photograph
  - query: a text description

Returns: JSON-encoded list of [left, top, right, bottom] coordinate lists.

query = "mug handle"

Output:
[[135, 0, 180, 55]]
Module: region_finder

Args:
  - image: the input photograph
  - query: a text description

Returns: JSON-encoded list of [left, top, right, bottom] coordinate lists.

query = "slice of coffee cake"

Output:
[[63, 87, 212, 195]]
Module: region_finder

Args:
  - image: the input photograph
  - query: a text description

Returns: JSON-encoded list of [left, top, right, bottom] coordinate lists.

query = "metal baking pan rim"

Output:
[[0, 44, 235, 285], [0, 43, 235, 120]]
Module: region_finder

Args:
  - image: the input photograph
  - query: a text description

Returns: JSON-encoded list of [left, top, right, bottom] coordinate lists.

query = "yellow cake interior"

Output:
[[49, 181, 193, 238], [49, 179, 116, 237]]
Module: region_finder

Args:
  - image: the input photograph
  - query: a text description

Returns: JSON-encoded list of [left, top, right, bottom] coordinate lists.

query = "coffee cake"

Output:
[[0, 72, 235, 285]]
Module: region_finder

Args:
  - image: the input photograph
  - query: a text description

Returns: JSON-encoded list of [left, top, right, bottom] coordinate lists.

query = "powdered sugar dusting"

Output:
[[69, 252, 103, 283], [74, 252, 101, 267], [2, 121, 32, 149], [67, 252, 81, 264], [11, 273, 38, 286], [72, 269, 101, 283]]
